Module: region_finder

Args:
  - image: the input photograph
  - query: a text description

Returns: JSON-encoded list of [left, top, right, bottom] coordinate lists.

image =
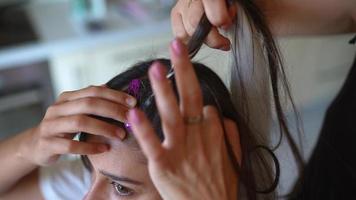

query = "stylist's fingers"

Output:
[[148, 62, 184, 145], [171, 0, 237, 51], [45, 97, 129, 122], [180, 0, 203, 36], [201, 106, 225, 155], [170, 39, 203, 118], [42, 115, 125, 139], [205, 27, 231, 50], [203, 106, 223, 138], [57, 85, 137, 108], [128, 109, 164, 162], [171, 10, 189, 42], [180, 1, 230, 51], [50, 138, 109, 156], [224, 119, 242, 164], [229, 3, 238, 21], [201, 0, 232, 28]]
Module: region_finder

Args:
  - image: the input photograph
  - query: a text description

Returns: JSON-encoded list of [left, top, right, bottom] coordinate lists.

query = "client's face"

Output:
[[83, 131, 161, 200]]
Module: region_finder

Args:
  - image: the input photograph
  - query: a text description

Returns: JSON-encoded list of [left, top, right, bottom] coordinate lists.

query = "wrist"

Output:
[[16, 128, 39, 168]]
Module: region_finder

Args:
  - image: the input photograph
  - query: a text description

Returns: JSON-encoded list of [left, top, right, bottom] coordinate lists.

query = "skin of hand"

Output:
[[171, 0, 237, 50], [0, 86, 136, 195], [171, 0, 356, 50], [21, 85, 137, 166], [128, 39, 241, 200]]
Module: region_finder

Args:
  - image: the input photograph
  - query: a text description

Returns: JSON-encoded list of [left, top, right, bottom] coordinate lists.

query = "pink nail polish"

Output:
[[171, 39, 182, 55]]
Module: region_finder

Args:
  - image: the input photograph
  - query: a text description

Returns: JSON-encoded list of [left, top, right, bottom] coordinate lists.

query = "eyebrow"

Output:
[[99, 170, 144, 185]]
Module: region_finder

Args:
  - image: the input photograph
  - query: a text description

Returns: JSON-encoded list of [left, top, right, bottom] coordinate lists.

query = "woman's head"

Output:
[[81, 58, 275, 199], [106, 59, 241, 141]]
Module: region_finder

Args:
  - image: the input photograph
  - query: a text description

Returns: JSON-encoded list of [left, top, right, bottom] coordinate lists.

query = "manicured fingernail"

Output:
[[151, 62, 165, 80], [128, 109, 140, 124], [126, 97, 137, 108], [171, 39, 182, 55], [98, 144, 109, 152]]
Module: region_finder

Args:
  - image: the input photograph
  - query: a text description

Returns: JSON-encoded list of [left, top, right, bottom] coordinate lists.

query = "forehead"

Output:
[[85, 134, 161, 197], [87, 134, 147, 170]]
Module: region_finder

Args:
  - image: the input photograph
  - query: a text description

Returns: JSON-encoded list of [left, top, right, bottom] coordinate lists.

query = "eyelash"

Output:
[[110, 181, 134, 197]]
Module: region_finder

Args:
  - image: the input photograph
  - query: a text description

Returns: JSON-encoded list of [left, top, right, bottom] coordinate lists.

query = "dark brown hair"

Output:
[[186, 0, 304, 199]]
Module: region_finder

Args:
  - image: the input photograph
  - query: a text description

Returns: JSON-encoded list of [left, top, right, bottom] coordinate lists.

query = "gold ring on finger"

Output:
[[184, 114, 203, 125]]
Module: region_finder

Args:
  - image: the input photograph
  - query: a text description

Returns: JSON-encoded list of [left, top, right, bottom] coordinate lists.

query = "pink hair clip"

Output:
[[127, 78, 141, 99], [124, 79, 142, 133]]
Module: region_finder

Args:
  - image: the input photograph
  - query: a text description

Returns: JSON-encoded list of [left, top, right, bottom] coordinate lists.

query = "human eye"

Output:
[[110, 181, 134, 197]]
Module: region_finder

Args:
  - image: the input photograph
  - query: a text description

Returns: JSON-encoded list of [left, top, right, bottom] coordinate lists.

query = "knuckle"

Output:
[[48, 103, 60, 112], [36, 138, 49, 152], [44, 105, 56, 117], [186, 90, 202, 104], [59, 91, 70, 99], [203, 106, 222, 130], [63, 142, 75, 153], [175, 30, 189, 41], [188, 16, 200, 31], [72, 116, 87, 130], [205, 105, 218, 115], [210, 14, 230, 26], [164, 119, 181, 132], [88, 85, 101, 96], [38, 121, 50, 136], [170, 7, 178, 18], [118, 93, 130, 104], [114, 106, 125, 119], [82, 98, 96, 109]]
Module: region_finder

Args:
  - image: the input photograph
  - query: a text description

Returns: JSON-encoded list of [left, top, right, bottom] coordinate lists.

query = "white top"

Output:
[[39, 159, 91, 200]]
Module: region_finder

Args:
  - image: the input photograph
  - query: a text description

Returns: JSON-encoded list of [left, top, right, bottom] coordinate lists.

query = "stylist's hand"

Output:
[[20, 86, 136, 166], [128, 39, 241, 200], [171, 0, 237, 50]]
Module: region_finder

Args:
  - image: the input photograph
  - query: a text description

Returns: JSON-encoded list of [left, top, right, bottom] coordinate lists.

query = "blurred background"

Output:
[[0, 0, 175, 139], [0, 0, 355, 196]]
